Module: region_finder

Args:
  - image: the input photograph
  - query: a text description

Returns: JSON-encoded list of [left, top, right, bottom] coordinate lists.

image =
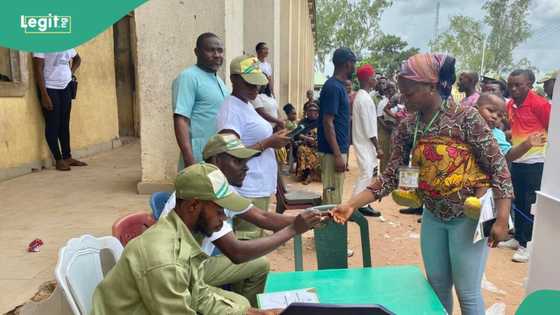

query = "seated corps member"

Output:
[[91, 163, 297, 314], [161, 133, 327, 305]]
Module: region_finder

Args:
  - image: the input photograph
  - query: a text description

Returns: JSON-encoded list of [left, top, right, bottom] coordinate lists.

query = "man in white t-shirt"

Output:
[[256, 42, 273, 94], [161, 133, 326, 305], [33, 49, 86, 171], [251, 85, 284, 129], [352, 64, 383, 217]]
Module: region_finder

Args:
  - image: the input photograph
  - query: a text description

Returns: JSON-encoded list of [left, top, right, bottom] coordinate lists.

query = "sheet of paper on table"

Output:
[[258, 288, 319, 310]]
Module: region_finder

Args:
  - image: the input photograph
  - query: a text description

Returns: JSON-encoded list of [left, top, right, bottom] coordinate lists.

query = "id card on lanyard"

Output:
[[397, 103, 444, 189]]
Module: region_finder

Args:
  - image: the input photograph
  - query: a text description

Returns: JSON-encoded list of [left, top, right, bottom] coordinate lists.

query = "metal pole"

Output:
[[480, 34, 488, 75]]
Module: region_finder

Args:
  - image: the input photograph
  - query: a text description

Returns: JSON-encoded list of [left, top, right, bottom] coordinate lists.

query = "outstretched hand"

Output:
[[330, 204, 355, 224]]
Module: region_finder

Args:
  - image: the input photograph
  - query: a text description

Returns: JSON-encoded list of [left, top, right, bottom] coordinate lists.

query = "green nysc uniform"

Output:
[[90, 211, 250, 315]]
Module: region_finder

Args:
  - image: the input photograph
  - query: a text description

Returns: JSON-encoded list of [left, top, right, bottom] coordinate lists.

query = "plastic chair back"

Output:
[[276, 175, 321, 213], [55, 235, 123, 315], [150, 191, 172, 220], [112, 212, 155, 246], [515, 290, 560, 315], [293, 205, 372, 271]]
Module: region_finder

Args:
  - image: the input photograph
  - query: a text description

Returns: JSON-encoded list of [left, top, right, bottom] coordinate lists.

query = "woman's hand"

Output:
[[264, 129, 291, 149], [488, 221, 509, 248], [330, 204, 355, 224]]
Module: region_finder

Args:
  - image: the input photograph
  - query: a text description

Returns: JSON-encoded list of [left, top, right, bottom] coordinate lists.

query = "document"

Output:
[[473, 189, 495, 243], [257, 288, 319, 310]]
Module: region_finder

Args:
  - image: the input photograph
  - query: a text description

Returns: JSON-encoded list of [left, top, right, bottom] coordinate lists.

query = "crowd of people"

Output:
[[85, 31, 555, 315]]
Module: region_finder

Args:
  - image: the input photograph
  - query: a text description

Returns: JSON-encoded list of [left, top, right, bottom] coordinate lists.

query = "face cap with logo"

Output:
[[175, 163, 251, 212], [203, 133, 261, 160], [230, 55, 269, 86]]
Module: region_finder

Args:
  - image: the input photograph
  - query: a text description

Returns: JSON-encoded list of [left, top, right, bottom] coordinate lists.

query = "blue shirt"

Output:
[[172, 65, 229, 166], [492, 128, 512, 155], [317, 77, 350, 154]]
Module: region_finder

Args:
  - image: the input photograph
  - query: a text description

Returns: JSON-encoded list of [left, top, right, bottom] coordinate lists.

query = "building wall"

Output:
[[0, 29, 119, 181], [135, 0, 314, 192], [278, 0, 315, 118], [135, 0, 245, 192]]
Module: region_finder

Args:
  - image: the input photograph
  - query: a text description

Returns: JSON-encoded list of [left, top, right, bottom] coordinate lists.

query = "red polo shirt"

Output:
[[507, 90, 551, 164]]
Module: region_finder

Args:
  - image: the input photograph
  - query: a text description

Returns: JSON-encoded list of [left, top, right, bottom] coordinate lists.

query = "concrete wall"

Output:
[[278, 0, 315, 117], [135, 0, 315, 192], [135, 0, 245, 193], [0, 30, 120, 181]]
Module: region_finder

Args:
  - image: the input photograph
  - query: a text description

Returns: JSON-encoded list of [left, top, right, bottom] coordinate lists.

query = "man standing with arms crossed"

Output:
[[173, 33, 229, 168], [317, 47, 356, 205]]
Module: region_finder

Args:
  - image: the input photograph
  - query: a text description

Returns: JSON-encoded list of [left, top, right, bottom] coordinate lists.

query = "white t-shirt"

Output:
[[260, 61, 272, 77], [352, 89, 378, 144], [33, 49, 77, 89], [251, 94, 279, 128], [217, 95, 277, 198], [161, 191, 251, 255], [377, 96, 389, 118]]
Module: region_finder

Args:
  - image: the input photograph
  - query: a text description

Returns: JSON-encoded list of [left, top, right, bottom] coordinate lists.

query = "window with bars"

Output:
[[0, 47, 28, 97]]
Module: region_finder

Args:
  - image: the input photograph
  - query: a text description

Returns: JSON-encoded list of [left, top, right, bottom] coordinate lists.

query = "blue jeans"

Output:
[[421, 209, 489, 315]]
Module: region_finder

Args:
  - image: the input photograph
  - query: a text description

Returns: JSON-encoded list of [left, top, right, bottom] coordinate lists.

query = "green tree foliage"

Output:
[[483, 0, 532, 73], [315, 0, 391, 72], [431, 0, 532, 74], [362, 34, 420, 77]]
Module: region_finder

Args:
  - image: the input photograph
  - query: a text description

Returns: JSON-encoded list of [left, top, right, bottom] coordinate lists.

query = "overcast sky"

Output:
[[378, 0, 559, 76]]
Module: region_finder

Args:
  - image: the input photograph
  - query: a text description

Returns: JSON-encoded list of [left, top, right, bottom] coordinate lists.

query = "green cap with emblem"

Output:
[[175, 163, 251, 212], [230, 55, 269, 86], [203, 133, 261, 160]]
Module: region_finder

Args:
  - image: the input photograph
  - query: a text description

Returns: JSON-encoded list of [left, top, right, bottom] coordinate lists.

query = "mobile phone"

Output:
[[483, 218, 496, 237], [287, 124, 306, 139]]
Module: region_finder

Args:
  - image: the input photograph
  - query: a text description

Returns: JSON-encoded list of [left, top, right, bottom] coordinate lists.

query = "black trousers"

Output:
[[42, 85, 72, 161], [511, 162, 544, 247]]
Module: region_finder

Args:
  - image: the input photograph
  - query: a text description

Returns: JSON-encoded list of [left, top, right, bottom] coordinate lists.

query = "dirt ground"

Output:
[[0, 142, 527, 314], [270, 146, 528, 315]]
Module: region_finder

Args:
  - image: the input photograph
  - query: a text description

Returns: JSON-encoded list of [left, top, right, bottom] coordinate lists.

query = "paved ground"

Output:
[[0, 142, 527, 314]]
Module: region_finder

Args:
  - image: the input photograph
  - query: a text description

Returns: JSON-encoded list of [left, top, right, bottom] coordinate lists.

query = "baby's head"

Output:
[[476, 93, 505, 129]]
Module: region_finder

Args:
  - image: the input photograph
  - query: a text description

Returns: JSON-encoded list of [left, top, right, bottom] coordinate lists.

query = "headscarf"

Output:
[[399, 53, 456, 99]]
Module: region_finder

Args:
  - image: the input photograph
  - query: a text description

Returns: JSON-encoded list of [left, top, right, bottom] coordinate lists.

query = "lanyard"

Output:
[[408, 101, 446, 167]]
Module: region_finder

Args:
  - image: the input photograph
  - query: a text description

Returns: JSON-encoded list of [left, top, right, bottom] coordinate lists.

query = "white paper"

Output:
[[473, 189, 495, 243], [258, 288, 319, 310]]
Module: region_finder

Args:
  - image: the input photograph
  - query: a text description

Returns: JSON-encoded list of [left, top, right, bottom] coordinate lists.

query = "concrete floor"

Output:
[[0, 142, 527, 314], [0, 142, 149, 313]]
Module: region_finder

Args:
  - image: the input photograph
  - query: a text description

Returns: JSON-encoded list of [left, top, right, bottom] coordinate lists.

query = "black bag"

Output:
[[69, 75, 78, 99]]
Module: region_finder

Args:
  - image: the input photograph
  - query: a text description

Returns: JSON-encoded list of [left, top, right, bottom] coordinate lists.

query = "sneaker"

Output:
[[512, 246, 530, 263], [497, 238, 520, 250], [347, 249, 354, 257]]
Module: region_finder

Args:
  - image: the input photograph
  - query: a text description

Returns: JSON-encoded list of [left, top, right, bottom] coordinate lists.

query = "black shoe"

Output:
[[399, 207, 423, 215], [358, 205, 382, 217], [417, 217, 422, 223]]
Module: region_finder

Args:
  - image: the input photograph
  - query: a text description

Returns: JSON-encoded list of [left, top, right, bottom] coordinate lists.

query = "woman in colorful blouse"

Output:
[[332, 53, 513, 315]]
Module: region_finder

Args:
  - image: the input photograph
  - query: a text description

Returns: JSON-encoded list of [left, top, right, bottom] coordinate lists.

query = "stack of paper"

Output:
[[257, 288, 319, 310]]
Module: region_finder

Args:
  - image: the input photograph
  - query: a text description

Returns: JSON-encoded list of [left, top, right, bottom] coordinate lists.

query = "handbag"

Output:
[[68, 75, 78, 99]]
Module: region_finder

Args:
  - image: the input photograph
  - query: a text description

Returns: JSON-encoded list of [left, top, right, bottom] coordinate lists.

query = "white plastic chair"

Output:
[[55, 234, 123, 315]]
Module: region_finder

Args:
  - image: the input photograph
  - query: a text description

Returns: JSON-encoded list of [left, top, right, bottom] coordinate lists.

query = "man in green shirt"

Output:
[[91, 163, 295, 315]]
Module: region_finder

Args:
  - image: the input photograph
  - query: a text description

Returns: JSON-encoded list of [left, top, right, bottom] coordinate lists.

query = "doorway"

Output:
[[113, 13, 138, 137]]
